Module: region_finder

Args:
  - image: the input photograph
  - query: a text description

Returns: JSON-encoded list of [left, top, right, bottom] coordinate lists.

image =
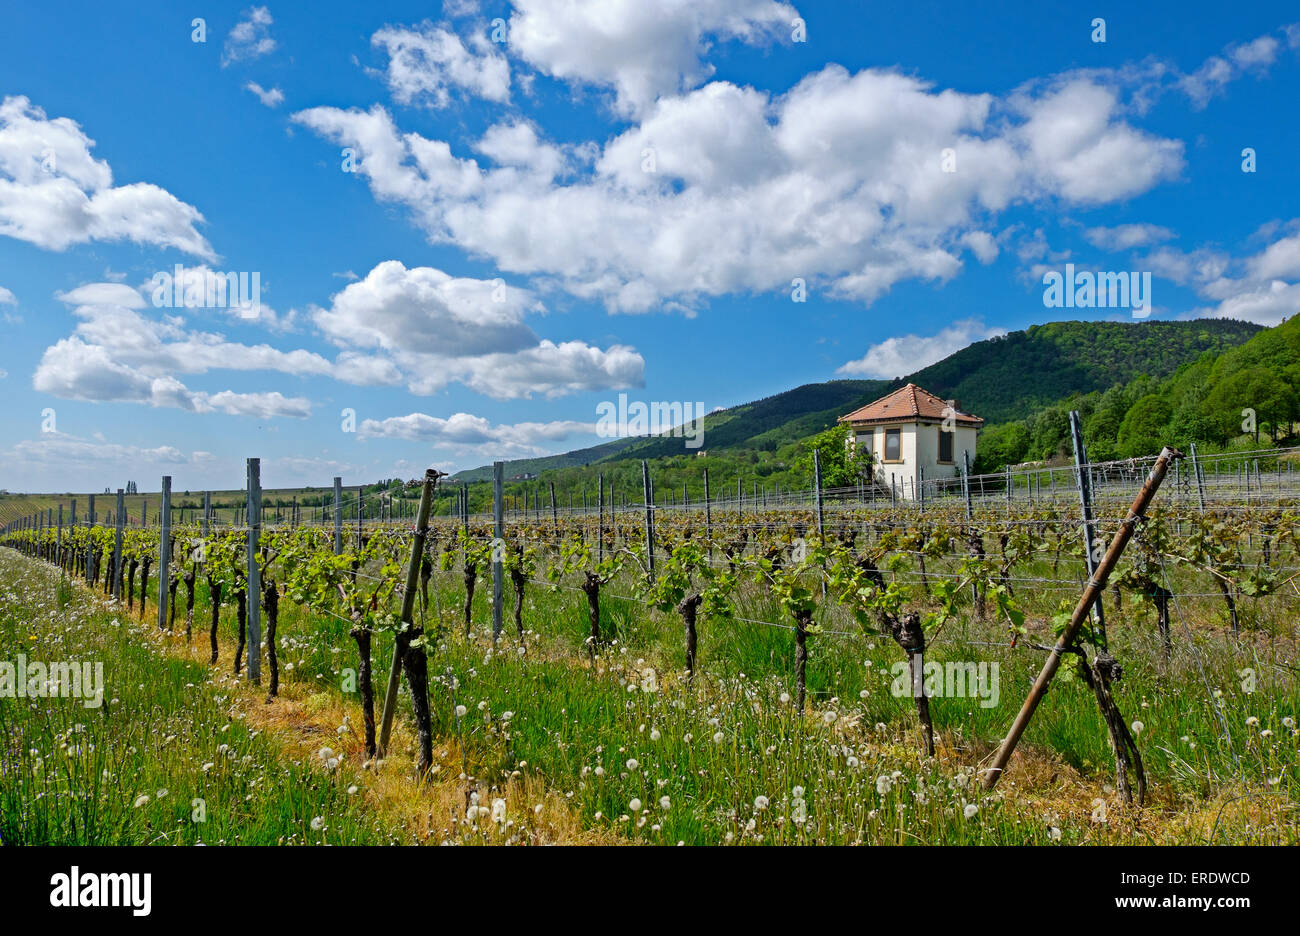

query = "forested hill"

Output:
[[907, 320, 1261, 424], [454, 318, 1261, 481]]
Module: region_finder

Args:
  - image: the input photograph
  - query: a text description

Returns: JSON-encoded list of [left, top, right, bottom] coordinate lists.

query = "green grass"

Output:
[[0, 550, 410, 845], [4, 540, 1298, 845], [250, 551, 1299, 845]]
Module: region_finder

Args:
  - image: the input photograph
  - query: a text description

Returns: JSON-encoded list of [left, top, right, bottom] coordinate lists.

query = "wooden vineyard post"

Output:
[[245, 459, 262, 685], [642, 460, 655, 581], [333, 477, 343, 554], [112, 489, 125, 601], [202, 491, 211, 536], [492, 461, 504, 641], [597, 473, 605, 563], [961, 452, 972, 517], [1069, 411, 1106, 643], [813, 448, 826, 600], [962, 450, 977, 604], [376, 468, 442, 772], [86, 494, 96, 584], [813, 449, 825, 539], [157, 475, 171, 632], [550, 481, 558, 535], [703, 467, 712, 554], [983, 446, 1181, 791], [1189, 443, 1206, 511]]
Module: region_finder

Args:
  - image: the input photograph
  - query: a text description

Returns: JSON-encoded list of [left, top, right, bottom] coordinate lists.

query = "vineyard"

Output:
[[2, 443, 1298, 846]]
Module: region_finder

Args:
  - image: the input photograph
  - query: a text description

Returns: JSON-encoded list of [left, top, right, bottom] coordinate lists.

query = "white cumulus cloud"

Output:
[[837, 318, 1008, 379], [359, 411, 595, 458], [294, 64, 1183, 313], [0, 96, 214, 258], [371, 22, 510, 107], [506, 0, 801, 116], [312, 260, 644, 399]]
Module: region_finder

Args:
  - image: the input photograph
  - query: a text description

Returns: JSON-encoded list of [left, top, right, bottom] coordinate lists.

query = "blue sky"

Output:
[[0, 1, 1297, 493]]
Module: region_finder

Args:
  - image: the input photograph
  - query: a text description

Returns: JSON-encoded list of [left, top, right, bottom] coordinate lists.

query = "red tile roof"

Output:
[[838, 383, 984, 427]]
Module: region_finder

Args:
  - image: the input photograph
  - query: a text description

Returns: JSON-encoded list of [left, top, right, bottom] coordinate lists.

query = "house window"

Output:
[[884, 427, 901, 462], [938, 427, 954, 463]]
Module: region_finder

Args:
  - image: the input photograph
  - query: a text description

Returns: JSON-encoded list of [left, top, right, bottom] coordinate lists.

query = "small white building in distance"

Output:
[[838, 383, 984, 499]]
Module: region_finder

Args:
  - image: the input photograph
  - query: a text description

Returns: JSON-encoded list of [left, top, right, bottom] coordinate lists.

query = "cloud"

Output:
[[1009, 80, 1184, 204], [960, 231, 999, 264], [506, 0, 801, 116], [244, 81, 285, 108], [443, 0, 481, 17], [1186, 279, 1300, 327], [473, 121, 569, 180], [1153, 224, 1300, 326], [0, 96, 214, 258], [11, 432, 209, 466], [312, 260, 645, 398], [314, 259, 539, 357], [1170, 30, 1289, 108], [55, 282, 146, 308], [31, 337, 313, 418], [0, 433, 224, 495], [27, 283, 407, 420], [0, 285, 14, 304], [1245, 229, 1300, 281], [296, 66, 1180, 312], [1083, 224, 1176, 251], [52, 284, 323, 378], [201, 389, 311, 419], [837, 318, 1007, 379], [222, 6, 277, 67], [359, 411, 594, 457], [137, 264, 298, 330], [371, 22, 510, 107], [1141, 245, 1229, 288]]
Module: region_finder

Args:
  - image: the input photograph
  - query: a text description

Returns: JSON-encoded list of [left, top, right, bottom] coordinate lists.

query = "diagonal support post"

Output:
[[983, 446, 1182, 791]]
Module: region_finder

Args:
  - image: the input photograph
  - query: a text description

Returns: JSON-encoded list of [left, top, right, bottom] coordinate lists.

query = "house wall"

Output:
[[852, 422, 979, 499]]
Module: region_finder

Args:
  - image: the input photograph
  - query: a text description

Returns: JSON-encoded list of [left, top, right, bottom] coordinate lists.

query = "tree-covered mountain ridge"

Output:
[[453, 318, 1263, 481]]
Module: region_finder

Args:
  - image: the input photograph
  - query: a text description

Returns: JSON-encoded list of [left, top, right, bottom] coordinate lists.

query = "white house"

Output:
[[838, 384, 983, 500]]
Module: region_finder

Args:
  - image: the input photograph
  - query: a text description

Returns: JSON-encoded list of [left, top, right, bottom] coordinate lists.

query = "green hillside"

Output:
[[978, 314, 1300, 470], [455, 319, 1261, 482], [905, 319, 1263, 424]]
